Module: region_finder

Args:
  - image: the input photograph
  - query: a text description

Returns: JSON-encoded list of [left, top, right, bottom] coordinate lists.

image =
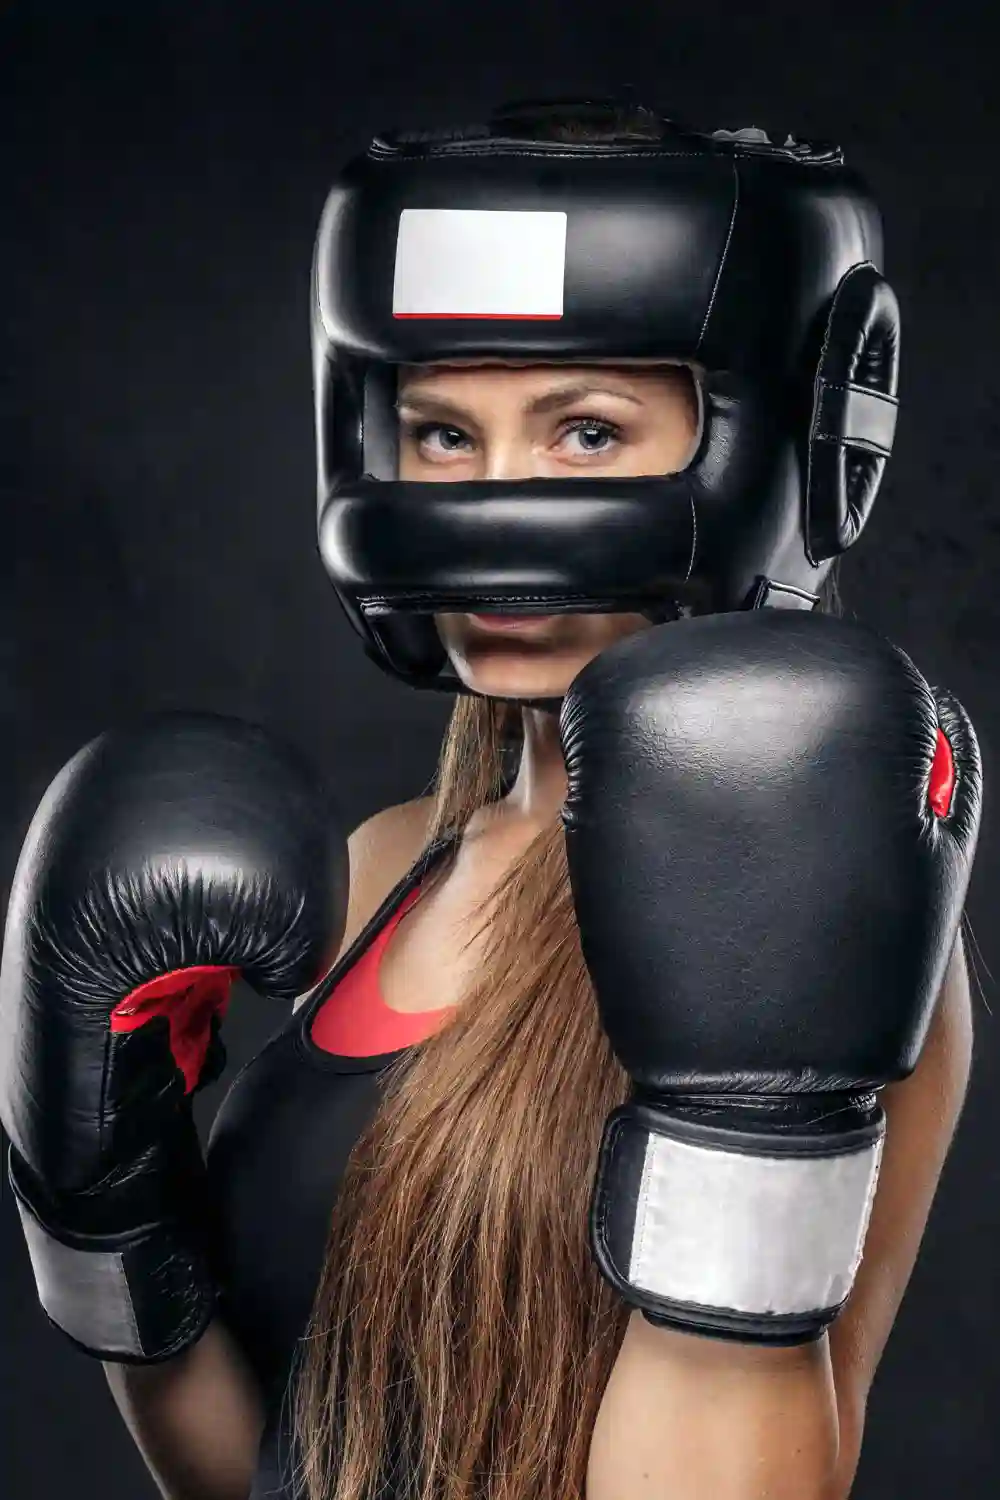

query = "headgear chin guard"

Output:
[[312, 100, 900, 692]]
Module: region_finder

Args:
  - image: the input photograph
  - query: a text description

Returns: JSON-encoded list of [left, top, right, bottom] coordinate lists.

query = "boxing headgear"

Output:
[[312, 100, 900, 691]]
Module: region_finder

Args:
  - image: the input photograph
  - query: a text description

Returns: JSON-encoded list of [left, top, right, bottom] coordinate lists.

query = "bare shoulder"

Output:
[[347, 794, 435, 863], [294, 796, 436, 1012], [342, 795, 439, 943]]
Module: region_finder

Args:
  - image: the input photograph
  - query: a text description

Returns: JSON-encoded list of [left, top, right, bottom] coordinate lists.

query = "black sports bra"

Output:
[[204, 835, 455, 1498]]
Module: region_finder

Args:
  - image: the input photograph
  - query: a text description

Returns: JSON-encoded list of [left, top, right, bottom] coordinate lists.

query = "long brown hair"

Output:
[[294, 101, 845, 1500]]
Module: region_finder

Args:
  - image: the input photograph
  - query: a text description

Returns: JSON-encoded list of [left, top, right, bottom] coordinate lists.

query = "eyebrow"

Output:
[[395, 382, 645, 421]]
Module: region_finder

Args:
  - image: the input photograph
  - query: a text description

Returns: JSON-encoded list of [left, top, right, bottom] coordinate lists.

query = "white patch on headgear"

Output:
[[392, 208, 567, 319]]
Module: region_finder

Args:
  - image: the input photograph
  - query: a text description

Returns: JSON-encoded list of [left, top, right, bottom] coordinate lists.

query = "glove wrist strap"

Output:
[[8, 1149, 215, 1363], [590, 1099, 885, 1345]]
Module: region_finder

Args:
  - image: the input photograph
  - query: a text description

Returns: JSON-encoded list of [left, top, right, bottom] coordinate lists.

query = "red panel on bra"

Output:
[[310, 882, 454, 1057]]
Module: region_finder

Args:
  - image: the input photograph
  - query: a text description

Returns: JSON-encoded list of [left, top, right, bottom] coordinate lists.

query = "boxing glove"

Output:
[[0, 714, 347, 1362], [560, 610, 981, 1344]]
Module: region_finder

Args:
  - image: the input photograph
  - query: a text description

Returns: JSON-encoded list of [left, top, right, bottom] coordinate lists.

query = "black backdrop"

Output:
[[3, 2, 998, 1495]]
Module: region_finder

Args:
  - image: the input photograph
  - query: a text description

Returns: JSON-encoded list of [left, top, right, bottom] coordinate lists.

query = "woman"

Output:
[[2, 102, 978, 1500]]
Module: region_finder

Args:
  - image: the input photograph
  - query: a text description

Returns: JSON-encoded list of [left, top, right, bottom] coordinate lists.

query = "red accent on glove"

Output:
[[109, 968, 239, 1092], [929, 727, 956, 819]]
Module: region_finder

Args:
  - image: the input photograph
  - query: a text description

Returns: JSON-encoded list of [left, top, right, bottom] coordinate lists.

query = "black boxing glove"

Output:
[[0, 714, 346, 1362], [560, 611, 981, 1345]]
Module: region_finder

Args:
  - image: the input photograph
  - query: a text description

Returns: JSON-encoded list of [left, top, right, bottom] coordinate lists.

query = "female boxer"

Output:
[[282, 367, 974, 1500], [0, 102, 979, 1500]]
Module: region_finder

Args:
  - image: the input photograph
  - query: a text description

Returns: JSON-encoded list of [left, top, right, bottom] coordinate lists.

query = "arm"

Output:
[[104, 794, 435, 1500], [0, 720, 344, 1500], [586, 936, 975, 1500], [826, 930, 974, 1486], [103, 1321, 265, 1500], [588, 1317, 840, 1500]]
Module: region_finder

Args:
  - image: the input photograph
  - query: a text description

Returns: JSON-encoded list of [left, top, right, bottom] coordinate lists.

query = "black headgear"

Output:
[[312, 100, 900, 691]]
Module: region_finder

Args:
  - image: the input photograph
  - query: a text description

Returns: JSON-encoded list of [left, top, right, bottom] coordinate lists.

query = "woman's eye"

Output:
[[411, 422, 472, 454], [559, 419, 621, 454]]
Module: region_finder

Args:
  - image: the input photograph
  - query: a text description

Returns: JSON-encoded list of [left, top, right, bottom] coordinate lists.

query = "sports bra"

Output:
[[204, 834, 456, 1498], [308, 878, 451, 1056]]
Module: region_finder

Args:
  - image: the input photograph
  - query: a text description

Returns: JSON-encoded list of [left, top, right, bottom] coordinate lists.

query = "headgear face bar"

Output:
[[312, 100, 900, 691]]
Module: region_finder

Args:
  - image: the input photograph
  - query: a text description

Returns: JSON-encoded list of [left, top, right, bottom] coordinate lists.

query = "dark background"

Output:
[[3, 1, 998, 1494]]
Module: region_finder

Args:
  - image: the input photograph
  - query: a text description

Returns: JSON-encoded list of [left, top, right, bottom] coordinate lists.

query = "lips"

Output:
[[467, 613, 559, 634]]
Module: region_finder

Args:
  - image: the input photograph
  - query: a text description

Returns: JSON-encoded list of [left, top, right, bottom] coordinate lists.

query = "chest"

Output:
[[378, 834, 527, 1014]]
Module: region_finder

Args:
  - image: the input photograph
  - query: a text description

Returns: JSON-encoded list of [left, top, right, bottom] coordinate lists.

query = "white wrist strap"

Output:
[[626, 1124, 883, 1317]]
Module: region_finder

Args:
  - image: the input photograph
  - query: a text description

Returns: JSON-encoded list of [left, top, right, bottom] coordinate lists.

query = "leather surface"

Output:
[[0, 715, 347, 1357], [309, 119, 898, 688], [559, 610, 981, 1092]]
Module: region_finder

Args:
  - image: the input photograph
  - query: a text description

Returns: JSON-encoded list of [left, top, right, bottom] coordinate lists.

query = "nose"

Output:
[[481, 437, 538, 482]]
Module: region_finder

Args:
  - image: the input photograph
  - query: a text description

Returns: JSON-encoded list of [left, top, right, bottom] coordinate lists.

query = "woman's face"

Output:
[[397, 361, 701, 699]]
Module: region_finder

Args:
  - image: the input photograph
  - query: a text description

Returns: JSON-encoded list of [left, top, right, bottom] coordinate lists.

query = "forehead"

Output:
[[396, 358, 695, 387]]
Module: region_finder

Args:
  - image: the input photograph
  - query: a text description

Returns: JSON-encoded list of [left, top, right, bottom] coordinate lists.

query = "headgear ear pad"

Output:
[[311, 106, 900, 691], [806, 263, 900, 563]]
